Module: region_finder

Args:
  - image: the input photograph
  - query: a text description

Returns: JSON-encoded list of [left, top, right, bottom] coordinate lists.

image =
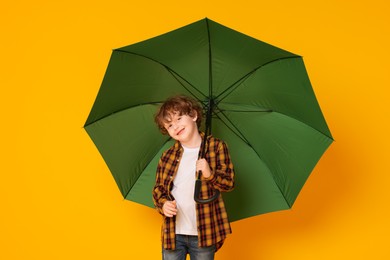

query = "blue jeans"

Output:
[[162, 235, 216, 260]]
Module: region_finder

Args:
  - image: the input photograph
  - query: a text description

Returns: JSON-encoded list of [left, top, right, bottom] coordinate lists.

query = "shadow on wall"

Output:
[[221, 128, 362, 259]]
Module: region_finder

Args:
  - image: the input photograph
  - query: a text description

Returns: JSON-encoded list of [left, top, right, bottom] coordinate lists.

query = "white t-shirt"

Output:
[[171, 145, 200, 236]]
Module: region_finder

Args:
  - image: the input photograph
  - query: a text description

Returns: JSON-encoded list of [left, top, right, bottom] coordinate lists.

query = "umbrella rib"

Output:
[[84, 102, 165, 126], [114, 49, 207, 99], [123, 136, 173, 200], [205, 18, 213, 137], [214, 107, 252, 145], [215, 56, 300, 103], [85, 49, 211, 126], [206, 18, 213, 99], [215, 108, 293, 208], [221, 108, 334, 141], [167, 69, 207, 100]]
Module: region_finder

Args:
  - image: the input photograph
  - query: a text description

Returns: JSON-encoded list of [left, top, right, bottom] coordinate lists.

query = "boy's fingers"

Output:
[[164, 209, 176, 217], [163, 200, 177, 217], [163, 206, 176, 217]]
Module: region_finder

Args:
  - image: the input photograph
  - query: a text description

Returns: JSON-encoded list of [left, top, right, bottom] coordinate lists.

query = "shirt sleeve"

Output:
[[203, 141, 235, 192], [152, 157, 169, 216]]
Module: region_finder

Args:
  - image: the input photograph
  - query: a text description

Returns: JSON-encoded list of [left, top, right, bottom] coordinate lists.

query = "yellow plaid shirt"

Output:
[[152, 133, 235, 251]]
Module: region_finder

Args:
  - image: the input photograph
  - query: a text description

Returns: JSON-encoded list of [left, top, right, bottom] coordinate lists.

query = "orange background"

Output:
[[1, 0, 389, 259]]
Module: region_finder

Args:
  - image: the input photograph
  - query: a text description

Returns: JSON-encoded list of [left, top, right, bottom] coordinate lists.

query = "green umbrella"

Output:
[[84, 18, 333, 222]]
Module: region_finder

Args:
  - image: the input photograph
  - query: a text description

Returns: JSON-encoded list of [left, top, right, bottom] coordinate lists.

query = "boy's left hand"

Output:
[[196, 159, 211, 178]]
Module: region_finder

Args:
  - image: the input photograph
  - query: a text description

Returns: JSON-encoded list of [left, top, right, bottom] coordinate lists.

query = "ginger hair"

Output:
[[154, 95, 203, 135]]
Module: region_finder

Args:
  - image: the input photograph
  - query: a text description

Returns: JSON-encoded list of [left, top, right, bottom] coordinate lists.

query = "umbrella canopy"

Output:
[[84, 18, 333, 222]]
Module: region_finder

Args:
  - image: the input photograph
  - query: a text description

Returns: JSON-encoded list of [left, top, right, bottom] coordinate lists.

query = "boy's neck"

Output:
[[180, 131, 202, 148]]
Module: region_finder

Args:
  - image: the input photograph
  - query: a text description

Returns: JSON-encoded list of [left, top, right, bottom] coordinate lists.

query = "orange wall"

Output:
[[2, 0, 389, 259]]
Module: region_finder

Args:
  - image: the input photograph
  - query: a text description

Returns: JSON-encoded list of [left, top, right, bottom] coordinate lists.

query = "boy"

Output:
[[152, 95, 235, 260]]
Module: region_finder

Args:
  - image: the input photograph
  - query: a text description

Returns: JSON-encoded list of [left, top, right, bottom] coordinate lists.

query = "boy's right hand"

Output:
[[162, 200, 177, 217]]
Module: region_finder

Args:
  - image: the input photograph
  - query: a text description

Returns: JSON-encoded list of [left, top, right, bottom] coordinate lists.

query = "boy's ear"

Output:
[[192, 110, 198, 122]]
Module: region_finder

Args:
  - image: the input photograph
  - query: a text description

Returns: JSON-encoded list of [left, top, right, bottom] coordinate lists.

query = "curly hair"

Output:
[[154, 95, 203, 135]]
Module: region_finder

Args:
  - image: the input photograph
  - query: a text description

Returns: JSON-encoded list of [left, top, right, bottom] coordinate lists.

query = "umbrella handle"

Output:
[[194, 98, 220, 204], [194, 178, 220, 204]]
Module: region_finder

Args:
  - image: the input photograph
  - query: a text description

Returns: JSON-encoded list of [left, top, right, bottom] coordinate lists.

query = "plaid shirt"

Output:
[[152, 133, 235, 251]]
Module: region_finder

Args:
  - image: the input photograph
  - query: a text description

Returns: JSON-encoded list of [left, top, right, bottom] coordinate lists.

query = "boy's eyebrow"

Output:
[[163, 118, 172, 124], [162, 110, 185, 125], [162, 115, 174, 126]]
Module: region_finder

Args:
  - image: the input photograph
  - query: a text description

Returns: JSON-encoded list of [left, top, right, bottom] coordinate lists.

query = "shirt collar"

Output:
[[172, 131, 207, 152]]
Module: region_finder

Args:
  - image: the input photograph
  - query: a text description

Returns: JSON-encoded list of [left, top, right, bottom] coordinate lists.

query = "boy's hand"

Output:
[[196, 159, 211, 178], [162, 200, 177, 217]]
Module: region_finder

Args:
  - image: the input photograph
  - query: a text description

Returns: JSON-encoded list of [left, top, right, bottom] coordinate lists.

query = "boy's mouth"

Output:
[[176, 128, 184, 135]]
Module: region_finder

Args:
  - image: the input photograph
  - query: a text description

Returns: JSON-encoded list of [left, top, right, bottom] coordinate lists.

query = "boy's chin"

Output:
[[169, 135, 182, 141]]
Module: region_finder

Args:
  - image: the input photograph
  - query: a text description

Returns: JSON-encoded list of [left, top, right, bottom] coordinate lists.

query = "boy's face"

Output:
[[163, 111, 198, 144]]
